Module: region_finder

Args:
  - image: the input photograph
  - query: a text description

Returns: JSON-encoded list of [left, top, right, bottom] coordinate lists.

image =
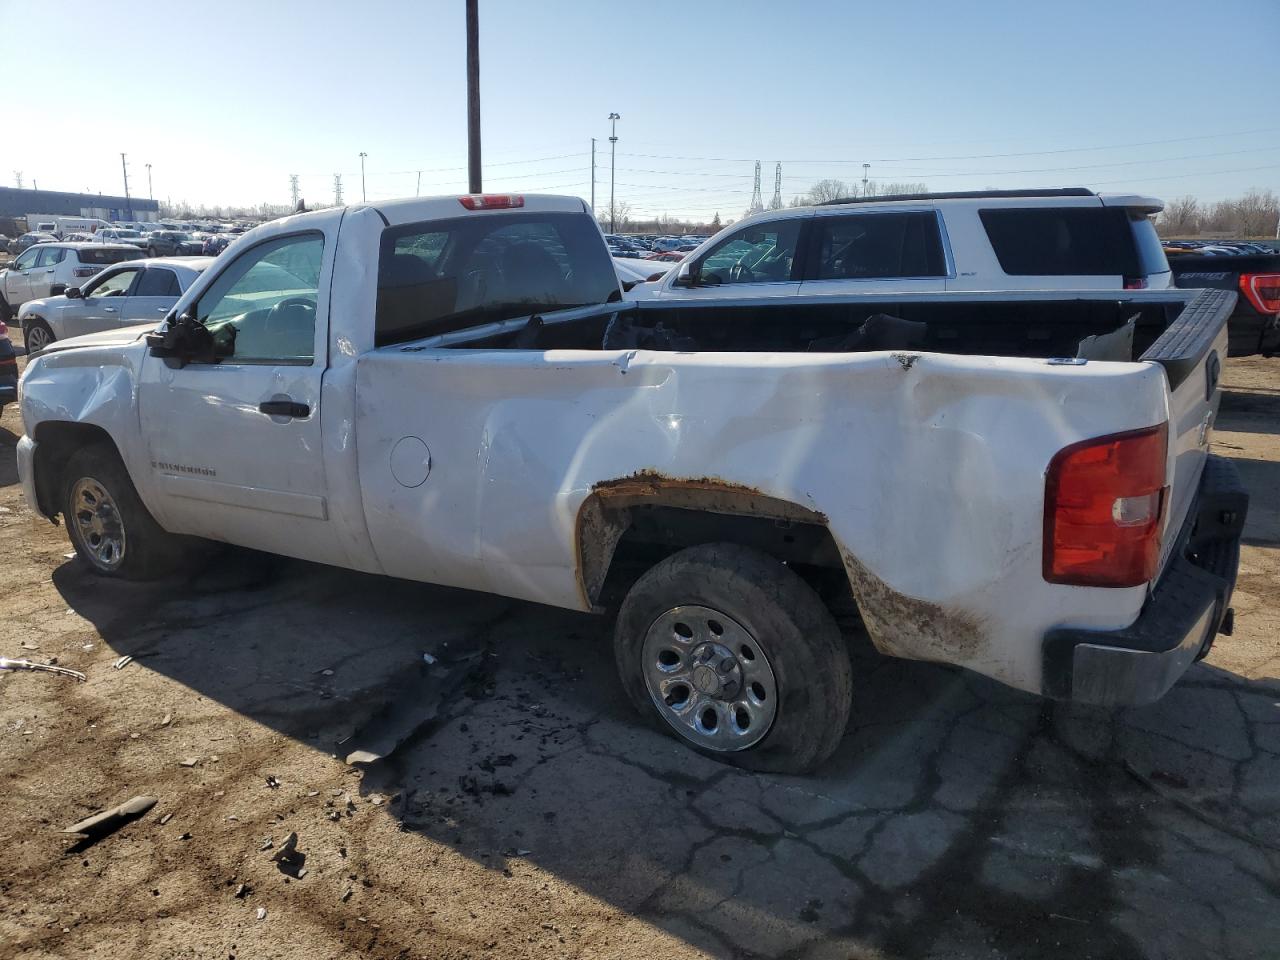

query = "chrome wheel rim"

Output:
[[641, 605, 778, 752], [26, 324, 51, 352], [70, 477, 126, 570]]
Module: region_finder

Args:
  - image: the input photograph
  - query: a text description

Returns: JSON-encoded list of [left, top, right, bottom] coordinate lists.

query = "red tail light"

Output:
[[1238, 273, 1280, 314], [1123, 277, 1148, 290], [458, 194, 524, 210], [1044, 424, 1168, 587]]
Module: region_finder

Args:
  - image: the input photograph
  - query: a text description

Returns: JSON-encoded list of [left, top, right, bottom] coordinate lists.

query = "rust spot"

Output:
[[591, 470, 826, 523], [842, 550, 987, 664], [575, 471, 828, 608], [892, 353, 920, 371]]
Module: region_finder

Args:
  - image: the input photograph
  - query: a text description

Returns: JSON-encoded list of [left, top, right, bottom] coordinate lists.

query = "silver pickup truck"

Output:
[[16, 193, 1246, 772]]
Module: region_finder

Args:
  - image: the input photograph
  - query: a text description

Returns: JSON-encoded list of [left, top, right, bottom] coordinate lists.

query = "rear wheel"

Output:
[[62, 443, 187, 579], [614, 543, 852, 774], [24, 319, 53, 353]]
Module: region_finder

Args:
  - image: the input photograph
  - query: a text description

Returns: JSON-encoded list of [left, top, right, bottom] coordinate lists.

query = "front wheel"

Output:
[[24, 319, 53, 353], [614, 543, 852, 774], [62, 443, 187, 579]]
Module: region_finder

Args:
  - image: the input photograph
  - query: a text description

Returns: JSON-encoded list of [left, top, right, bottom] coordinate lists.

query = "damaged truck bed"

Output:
[[16, 195, 1246, 773]]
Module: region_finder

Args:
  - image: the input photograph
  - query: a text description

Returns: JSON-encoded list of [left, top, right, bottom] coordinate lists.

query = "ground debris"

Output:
[[113, 656, 133, 670], [256, 907, 267, 921], [63, 796, 158, 842], [0, 658, 86, 682], [271, 832, 298, 862], [178, 757, 200, 768]]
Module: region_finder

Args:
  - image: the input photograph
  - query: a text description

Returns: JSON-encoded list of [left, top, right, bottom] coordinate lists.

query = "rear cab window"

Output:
[[979, 207, 1140, 277], [375, 212, 620, 347]]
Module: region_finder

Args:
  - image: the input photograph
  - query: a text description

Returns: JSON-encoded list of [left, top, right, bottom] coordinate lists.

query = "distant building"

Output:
[[0, 187, 160, 225]]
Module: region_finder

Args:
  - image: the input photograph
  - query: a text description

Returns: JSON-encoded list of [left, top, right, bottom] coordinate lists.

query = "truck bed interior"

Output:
[[447, 296, 1188, 362]]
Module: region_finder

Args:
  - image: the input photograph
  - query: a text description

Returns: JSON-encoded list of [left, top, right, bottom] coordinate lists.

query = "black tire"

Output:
[[614, 543, 852, 774], [62, 443, 187, 580], [147, 246, 158, 258], [23, 318, 53, 353]]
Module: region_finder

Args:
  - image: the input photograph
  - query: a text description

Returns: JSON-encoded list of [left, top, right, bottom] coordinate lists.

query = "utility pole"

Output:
[[333, 174, 344, 206], [359, 152, 367, 202], [590, 138, 596, 218], [32, 180, 37, 191], [121, 153, 134, 220], [416, 171, 422, 197], [608, 112, 620, 232], [289, 174, 300, 209], [145, 163, 153, 200], [466, 0, 482, 193], [862, 163, 870, 197]]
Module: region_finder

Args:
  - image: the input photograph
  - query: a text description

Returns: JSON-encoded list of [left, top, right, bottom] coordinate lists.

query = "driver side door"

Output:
[[137, 231, 336, 559]]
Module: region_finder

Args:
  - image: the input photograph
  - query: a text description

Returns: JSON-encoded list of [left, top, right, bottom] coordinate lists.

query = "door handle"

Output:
[[45, 268, 55, 273], [103, 306, 116, 313], [259, 399, 310, 419]]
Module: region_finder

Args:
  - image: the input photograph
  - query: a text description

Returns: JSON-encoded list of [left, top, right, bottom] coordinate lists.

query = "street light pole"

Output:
[[466, 0, 482, 193], [359, 152, 368, 202], [590, 138, 596, 219], [608, 112, 620, 233], [862, 163, 870, 197], [146, 163, 153, 200]]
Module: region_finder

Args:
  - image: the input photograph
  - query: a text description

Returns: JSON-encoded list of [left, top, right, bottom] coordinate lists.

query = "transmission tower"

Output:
[[13, 171, 23, 189], [747, 161, 764, 216], [333, 174, 344, 206], [289, 174, 300, 209], [769, 162, 783, 209]]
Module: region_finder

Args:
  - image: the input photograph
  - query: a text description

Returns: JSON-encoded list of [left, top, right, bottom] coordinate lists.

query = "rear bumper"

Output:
[[0, 337, 16, 402], [1041, 455, 1247, 705]]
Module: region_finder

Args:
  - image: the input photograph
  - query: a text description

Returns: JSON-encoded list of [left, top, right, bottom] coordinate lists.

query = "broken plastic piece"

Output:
[[63, 795, 158, 838]]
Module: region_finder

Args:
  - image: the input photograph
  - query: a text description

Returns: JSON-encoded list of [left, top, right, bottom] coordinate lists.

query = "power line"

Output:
[[618, 127, 1280, 166]]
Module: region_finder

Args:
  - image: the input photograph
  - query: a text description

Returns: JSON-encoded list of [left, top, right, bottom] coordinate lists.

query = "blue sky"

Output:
[[5, 0, 1279, 218]]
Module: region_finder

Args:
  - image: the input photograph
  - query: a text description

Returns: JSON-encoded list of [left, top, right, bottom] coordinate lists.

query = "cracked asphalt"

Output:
[[1, 353, 1277, 960]]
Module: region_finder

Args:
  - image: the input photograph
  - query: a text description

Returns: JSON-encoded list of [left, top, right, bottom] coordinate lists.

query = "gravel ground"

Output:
[[0, 350, 1277, 960]]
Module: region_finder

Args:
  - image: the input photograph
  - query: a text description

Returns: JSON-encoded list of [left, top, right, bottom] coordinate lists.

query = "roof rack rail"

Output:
[[817, 187, 1097, 206]]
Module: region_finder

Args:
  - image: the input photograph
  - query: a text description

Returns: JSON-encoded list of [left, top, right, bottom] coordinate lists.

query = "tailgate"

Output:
[[1139, 288, 1235, 574]]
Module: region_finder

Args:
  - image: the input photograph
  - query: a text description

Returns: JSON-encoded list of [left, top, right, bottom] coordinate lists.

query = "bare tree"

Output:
[[1158, 196, 1200, 237], [805, 179, 851, 204]]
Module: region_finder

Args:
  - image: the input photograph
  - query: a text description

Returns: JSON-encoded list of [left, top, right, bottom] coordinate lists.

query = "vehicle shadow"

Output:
[[51, 548, 1280, 959], [0, 424, 19, 487], [1219, 387, 1280, 437], [1228, 457, 1280, 547]]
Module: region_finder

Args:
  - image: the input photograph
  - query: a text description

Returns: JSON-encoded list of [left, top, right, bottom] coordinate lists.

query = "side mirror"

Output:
[[65, 287, 82, 299], [672, 262, 696, 288]]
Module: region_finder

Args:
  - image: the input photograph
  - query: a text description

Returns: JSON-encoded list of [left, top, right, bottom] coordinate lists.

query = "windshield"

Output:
[[374, 211, 620, 347]]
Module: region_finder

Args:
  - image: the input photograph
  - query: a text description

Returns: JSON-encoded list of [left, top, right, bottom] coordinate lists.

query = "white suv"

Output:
[[640, 188, 1171, 300], [0, 242, 143, 318]]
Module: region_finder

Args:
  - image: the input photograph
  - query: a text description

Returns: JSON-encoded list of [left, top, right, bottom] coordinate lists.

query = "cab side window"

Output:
[[87, 268, 140, 298], [13, 249, 38, 270], [812, 213, 946, 279], [696, 221, 803, 285], [135, 268, 181, 297], [35, 247, 67, 267], [194, 234, 324, 364]]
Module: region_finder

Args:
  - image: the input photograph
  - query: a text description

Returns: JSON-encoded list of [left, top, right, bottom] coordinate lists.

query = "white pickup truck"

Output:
[[16, 193, 1247, 773]]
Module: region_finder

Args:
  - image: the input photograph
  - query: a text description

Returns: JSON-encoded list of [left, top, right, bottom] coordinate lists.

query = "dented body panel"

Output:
[[352, 345, 1170, 694], [16, 196, 1233, 703]]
